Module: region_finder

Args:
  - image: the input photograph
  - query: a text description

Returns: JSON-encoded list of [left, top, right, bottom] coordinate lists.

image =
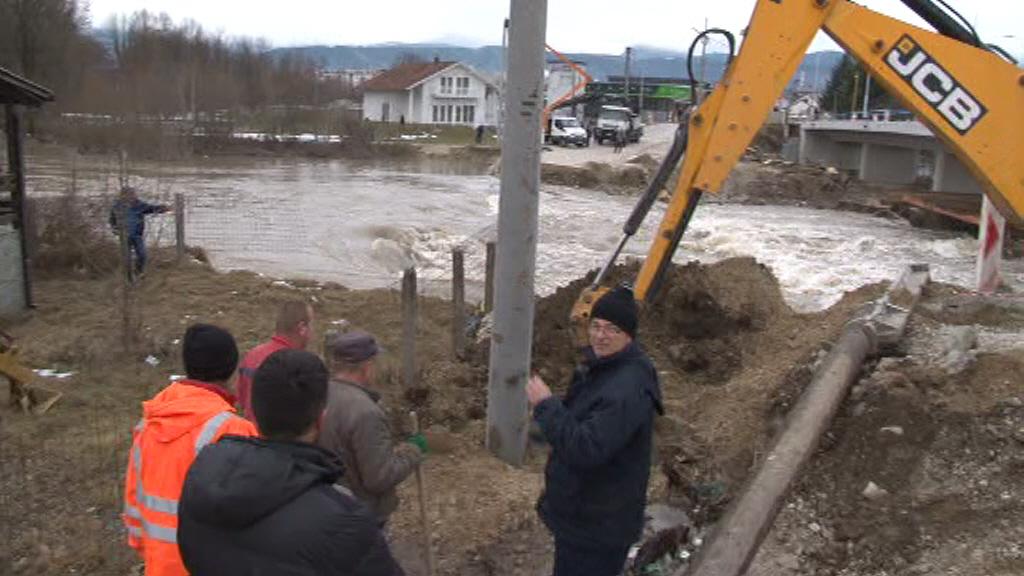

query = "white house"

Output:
[[361, 60, 499, 126]]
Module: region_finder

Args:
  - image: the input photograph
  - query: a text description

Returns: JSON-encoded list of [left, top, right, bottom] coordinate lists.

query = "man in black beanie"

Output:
[[526, 286, 663, 576], [122, 324, 257, 576]]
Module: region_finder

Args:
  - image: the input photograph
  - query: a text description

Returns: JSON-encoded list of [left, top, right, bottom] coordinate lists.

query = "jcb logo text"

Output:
[[885, 35, 987, 134]]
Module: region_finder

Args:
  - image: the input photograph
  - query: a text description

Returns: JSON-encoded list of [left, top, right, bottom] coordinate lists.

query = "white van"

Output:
[[548, 116, 589, 147]]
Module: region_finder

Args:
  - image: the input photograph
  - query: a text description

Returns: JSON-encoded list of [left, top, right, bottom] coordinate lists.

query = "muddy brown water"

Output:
[[25, 146, 1023, 311]]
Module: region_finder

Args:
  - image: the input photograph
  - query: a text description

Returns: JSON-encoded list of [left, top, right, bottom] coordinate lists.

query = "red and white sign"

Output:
[[976, 195, 1005, 294]]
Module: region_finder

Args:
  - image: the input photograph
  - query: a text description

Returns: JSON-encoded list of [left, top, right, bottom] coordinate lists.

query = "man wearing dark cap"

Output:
[[123, 324, 257, 576], [318, 331, 424, 524], [177, 349, 404, 575], [526, 286, 664, 576]]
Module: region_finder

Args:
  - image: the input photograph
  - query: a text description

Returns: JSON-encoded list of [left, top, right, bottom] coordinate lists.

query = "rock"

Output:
[[875, 357, 902, 372], [940, 326, 978, 374], [862, 481, 890, 501], [880, 426, 905, 436]]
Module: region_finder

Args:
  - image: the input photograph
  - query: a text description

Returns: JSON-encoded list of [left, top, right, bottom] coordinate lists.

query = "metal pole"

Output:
[[402, 267, 418, 388], [851, 72, 860, 117], [683, 266, 929, 576], [486, 0, 546, 466], [451, 248, 466, 358], [638, 75, 645, 116], [862, 73, 872, 118]]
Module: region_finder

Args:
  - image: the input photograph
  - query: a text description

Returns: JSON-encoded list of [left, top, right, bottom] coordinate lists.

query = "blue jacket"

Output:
[[534, 342, 663, 547], [109, 199, 163, 239]]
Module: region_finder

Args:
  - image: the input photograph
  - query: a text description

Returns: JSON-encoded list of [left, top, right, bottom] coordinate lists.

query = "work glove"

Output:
[[407, 433, 428, 454]]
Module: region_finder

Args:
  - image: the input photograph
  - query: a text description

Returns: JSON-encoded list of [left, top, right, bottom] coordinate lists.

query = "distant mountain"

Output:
[[270, 43, 845, 92]]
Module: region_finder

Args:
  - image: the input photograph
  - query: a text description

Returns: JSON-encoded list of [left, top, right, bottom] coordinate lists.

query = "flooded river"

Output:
[[27, 149, 1023, 311]]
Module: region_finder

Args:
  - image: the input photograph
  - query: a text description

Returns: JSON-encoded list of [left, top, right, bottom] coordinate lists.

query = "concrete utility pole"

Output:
[[486, 0, 547, 466], [623, 46, 632, 107], [498, 18, 510, 138]]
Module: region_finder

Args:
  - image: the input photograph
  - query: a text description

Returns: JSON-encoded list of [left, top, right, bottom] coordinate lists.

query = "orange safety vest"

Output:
[[122, 380, 257, 576]]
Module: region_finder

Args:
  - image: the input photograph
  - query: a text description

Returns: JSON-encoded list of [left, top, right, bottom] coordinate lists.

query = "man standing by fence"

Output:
[[236, 301, 315, 420], [123, 324, 257, 576], [109, 185, 169, 278]]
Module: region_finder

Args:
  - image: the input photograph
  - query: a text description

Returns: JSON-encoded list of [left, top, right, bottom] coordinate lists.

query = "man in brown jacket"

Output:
[[319, 331, 424, 525]]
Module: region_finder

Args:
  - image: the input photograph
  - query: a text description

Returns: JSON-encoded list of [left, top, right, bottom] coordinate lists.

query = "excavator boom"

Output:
[[631, 0, 1024, 303]]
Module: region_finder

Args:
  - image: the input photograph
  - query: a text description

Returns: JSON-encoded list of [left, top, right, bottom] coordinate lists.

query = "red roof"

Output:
[[362, 61, 456, 91]]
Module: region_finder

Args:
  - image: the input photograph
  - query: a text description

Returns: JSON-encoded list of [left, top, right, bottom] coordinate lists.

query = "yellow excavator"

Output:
[[572, 0, 1024, 328]]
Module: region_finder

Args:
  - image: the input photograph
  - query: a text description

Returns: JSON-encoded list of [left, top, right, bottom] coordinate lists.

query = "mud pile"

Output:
[[528, 257, 791, 389]]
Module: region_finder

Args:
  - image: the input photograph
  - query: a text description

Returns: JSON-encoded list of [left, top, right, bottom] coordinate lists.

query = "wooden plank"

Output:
[[402, 268, 418, 388], [451, 248, 466, 358]]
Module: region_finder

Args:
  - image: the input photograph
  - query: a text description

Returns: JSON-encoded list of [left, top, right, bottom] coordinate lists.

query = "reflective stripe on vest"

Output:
[[194, 411, 234, 455], [131, 410, 235, 543]]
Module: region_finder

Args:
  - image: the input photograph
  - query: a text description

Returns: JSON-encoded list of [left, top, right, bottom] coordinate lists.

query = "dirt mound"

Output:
[[540, 161, 649, 193], [528, 257, 791, 388]]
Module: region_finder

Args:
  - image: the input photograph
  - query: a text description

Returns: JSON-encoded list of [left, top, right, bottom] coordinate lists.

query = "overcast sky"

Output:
[[87, 0, 1022, 57]]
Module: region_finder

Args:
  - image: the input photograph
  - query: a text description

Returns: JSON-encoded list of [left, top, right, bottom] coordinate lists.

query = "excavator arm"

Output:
[[574, 0, 1024, 333]]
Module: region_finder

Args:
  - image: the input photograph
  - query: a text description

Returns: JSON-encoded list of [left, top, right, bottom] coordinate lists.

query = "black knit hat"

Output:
[[183, 323, 239, 383], [591, 285, 638, 338]]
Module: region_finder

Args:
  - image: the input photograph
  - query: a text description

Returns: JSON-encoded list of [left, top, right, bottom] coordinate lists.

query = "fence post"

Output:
[[451, 248, 466, 358], [484, 241, 496, 313], [401, 267, 418, 388], [175, 192, 185, 262], [117, 202, 138, 351], [22, 197, 38, 264]]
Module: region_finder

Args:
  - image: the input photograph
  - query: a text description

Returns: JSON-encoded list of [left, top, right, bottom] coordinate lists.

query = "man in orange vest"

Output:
[[236, 300, 315, 420], [122, 323, 258, 576]]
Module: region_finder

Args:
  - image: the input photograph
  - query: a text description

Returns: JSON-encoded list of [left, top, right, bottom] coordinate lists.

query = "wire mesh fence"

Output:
[[21, 153, 500, 312]]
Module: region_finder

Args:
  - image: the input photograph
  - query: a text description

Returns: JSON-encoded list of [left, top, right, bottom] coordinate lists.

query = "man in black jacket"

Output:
[[177, 349, 404, 576], [526, 286, 663, 576]]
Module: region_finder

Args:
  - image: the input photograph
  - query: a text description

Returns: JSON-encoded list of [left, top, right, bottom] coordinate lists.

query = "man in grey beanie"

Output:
[[317, 331, 424, 525]]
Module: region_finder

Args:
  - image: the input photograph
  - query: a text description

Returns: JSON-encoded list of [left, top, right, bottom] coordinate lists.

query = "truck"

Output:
[[594, 105, 643, 145]]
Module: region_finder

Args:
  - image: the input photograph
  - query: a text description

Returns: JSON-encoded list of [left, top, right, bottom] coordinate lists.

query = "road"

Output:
[[541, 122, 677, 168]]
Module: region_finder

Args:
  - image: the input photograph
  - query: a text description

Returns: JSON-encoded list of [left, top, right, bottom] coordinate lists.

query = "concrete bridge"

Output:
[[796, 118, 982, 195]]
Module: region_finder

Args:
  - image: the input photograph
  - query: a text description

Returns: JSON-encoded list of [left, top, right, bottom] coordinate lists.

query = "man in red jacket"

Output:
[[236, 300, 315, 420]]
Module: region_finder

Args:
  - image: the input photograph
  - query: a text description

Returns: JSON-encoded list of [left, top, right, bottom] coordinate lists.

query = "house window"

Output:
[[440, 77, 452, 94], [432, 105, 439, 122], [463, 105, 475, 124], [381, 101, 390, 122], [446, 104, 453, 124], [457, 77, 470, 95], [455, 106, 462, 123]]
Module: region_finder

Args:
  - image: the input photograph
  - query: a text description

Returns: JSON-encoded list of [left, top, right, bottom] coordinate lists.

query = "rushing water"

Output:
[[26, 149, 1023, 311]]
